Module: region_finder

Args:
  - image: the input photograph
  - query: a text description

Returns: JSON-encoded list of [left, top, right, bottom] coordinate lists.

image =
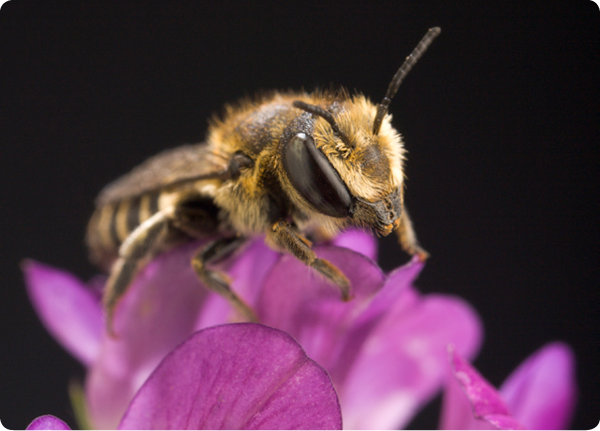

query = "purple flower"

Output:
[[24, 338, 578, 430], [25, 232, 575, 431], [24, 230, 482, 429], [119, 323, 341, 429], [440, 343, 577, 430], [24, 324, 342, 430], [26, 415, 71, 430]]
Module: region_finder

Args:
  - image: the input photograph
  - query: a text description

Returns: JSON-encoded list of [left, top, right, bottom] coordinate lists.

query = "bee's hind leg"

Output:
[[191, 236, 258, 322], [104, 209, 172, 336], [267, 220, 351, 300]]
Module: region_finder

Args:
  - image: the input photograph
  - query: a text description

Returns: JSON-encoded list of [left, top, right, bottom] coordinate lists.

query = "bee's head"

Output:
[[279, 27, 440, 235], [279, 95, 404, 236]]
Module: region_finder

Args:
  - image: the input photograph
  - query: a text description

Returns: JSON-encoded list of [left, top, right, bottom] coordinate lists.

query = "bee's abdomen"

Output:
[[87, 192, 160, 269]]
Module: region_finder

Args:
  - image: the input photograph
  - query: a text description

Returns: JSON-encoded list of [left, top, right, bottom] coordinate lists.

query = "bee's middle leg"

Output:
[[191, 236, 258, 322], [268, 220, 351, 300]]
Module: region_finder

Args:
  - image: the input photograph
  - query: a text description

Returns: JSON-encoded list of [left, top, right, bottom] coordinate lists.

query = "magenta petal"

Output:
[[331, 228, 378, 261], [195, 238, 280, 329], [327, 257, 424, 389], [23, 260, 102, 366], [257, 245, 385, 370], [442, 344, 577, 430], [119, 323, 342, 430], [499, 342, 577, 430], [351, 256, 424, 328], [451, 346, 510, 417], [341, 294, 482, 429], [86, 241, 212, 430], [86, 238, 284, 429], [484, 414, 527, 430], [440, 346, 525, 430], [26, 415, 71, 430]]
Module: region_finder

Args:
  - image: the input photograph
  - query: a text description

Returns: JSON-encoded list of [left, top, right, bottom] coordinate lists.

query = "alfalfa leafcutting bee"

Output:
[[86, 28, 440, 332]]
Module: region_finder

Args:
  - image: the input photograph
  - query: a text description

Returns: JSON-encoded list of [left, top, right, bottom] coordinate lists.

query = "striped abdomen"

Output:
[[86, 191, 161, 270]]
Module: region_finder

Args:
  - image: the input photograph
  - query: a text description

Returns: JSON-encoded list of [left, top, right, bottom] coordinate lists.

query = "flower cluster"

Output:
[[23, 230, 576, 429]]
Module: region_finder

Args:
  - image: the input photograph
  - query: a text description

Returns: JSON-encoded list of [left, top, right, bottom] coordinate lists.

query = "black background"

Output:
[[1, 2, 598, 429]]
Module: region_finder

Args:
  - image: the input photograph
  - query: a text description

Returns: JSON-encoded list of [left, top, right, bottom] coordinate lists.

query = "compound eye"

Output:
[[283, 133, 352, 218]]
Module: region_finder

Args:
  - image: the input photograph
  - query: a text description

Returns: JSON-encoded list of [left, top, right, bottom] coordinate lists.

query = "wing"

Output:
[[95, 142, 229, 206]]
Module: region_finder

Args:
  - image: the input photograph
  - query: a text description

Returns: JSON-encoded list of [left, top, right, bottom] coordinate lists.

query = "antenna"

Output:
[[293, 100, 354, 149], [372, 27, 441, 135]]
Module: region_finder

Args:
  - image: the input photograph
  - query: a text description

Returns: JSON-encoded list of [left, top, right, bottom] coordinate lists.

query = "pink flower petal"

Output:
[[499, 342, 577, 430], [23, 260, 102, 366], [29, 232, 491, 430], [257, 245, 386, 371], [194, 238, 280, 329], [440, 346, 525, 430], [341, 295, 483, 429], [86, 241, 212, 429], [351, 256, 424, 328], [85, 238, 283, 429], [26, 415, 71, 430], [326, 257, 425, 389], [331, 228, 378, 261], [118, 324, 342, 430], [442, 343, 578, 430], [452, 346, 510, 417], [256, 246, 483, 430]]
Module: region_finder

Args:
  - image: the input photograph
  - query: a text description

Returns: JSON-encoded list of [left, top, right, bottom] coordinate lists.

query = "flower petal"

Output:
[[194, 238, 280, 329], [499, 342, 577, 430], [85, 238, 285, 429], [341, 294, 483, 429], [327, 257, 424, 389], [257, 245, 386, 370], [26, 415, 71, 430], [440, 346, 525, 430], [331, 228, 378, 261], [23, 260, 102, 366], [451, 345, 510, 417], [86, 241, 212, 429], [351, 256, 424, 328], [119, 323, 342, 430]]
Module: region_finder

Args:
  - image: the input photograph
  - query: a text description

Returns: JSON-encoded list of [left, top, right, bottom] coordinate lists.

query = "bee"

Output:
[[87, 27, 440, 332]]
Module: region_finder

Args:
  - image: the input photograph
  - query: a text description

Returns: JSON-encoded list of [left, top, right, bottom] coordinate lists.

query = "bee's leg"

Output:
[[268, 220, 351, 300], [191, 236, 258, 322], [396, 206, 429, 261], [104, 209, 172, 335]]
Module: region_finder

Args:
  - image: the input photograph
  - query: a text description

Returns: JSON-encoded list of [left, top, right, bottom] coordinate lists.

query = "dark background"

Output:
[[1, 2, 598, 429]]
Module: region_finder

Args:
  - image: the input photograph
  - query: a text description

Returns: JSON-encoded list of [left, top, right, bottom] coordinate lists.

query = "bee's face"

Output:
[[279, 95, 405, 235]]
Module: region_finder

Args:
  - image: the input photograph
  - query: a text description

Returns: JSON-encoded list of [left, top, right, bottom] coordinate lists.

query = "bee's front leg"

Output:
[[267, 220, 351, 301], [104, 208, 172, 335], [191, 236, 258, 322], [396, 206, 429, 261]]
